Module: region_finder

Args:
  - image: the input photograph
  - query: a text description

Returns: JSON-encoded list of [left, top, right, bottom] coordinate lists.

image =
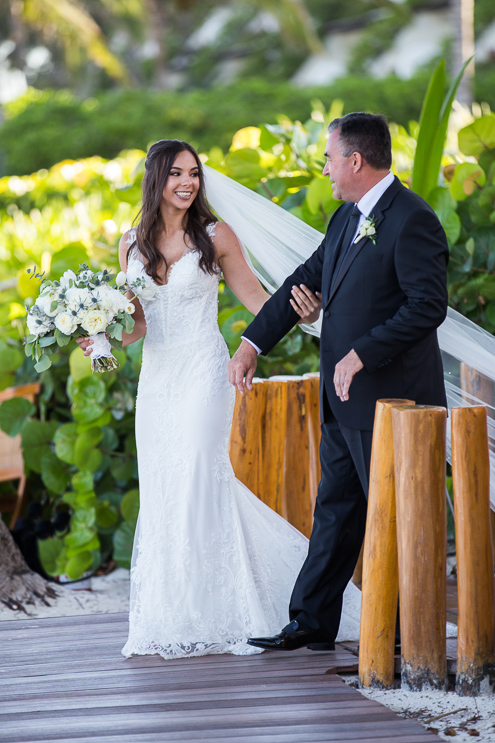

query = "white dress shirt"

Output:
[[242, 171, 395, 354]]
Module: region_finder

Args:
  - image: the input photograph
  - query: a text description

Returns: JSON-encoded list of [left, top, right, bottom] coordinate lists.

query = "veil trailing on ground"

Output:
[[204, 165, 495, 510]]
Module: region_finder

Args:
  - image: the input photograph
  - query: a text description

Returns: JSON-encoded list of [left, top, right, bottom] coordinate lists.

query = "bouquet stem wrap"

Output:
[[89, 332, 119, 373]]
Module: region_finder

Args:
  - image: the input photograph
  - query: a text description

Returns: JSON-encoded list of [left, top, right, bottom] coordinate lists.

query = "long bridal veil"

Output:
[[204, 165, 495, 510]]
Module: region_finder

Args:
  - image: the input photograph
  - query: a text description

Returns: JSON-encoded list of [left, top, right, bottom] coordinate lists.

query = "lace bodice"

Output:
[[125, 225, 221, 351]]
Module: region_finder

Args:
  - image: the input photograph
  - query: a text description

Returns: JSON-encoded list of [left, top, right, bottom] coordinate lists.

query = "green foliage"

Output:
[[1, 65, 495, 581], [411, 59, 469, 202], [446, 115, 495, 331], [0, 75, 442, 176], [0, 397, 35, 436]]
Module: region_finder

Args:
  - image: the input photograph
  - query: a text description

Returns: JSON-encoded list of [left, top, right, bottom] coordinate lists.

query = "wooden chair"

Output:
[[0, 383, 40, 529]]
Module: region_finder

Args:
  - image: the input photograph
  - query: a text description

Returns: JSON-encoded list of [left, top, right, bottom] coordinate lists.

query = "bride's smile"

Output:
[[162, 150, 200, 210]]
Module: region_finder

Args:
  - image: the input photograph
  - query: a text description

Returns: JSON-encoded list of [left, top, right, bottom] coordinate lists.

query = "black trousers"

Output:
[[288, 401, 373, 641]]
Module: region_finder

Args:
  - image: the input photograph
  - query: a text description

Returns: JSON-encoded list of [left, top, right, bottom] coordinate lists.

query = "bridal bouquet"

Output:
[[24, 263, 156, 373]]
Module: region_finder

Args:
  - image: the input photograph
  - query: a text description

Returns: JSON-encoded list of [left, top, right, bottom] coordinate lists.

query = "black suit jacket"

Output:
[[243, 177, 449, 430]]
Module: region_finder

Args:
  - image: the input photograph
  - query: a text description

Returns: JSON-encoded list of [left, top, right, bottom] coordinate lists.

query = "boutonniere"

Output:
[[354, 215, 377, 245]]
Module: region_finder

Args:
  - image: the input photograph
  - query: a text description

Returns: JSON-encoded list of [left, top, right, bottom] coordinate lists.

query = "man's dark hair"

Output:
[[328, 113, 392, 170]]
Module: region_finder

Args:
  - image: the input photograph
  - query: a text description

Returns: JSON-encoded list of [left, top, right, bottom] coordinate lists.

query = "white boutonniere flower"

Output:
[[354, 215, 378, 245]]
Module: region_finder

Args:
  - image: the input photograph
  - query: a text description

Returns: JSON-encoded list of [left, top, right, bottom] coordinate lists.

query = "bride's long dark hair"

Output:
[[128, 139, 218, 284]]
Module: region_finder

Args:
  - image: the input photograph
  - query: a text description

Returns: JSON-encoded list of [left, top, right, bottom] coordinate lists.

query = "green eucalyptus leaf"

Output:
[[34, 354, 52, 372], [38, 335, 57, 347]]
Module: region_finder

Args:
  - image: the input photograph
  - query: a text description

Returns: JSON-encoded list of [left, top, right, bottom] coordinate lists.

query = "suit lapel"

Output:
[[326, 177, 403, 305], [321, 204, 354, 303]]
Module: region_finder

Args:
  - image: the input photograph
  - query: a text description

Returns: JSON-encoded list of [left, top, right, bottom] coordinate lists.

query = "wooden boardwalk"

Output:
[[0, 611, 443, 743]]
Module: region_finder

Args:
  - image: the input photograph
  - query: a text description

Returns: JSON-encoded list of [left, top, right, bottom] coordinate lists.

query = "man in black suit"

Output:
[[228, 112, 448, 651]]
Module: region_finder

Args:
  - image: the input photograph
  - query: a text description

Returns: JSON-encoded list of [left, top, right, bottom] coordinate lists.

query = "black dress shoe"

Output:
[[247, 620, 335, 651]]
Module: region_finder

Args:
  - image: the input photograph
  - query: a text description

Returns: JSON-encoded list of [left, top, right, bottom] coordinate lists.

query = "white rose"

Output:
[[366, 226, 375, 236], [81, 310, 107, 335], [55, 312, 78, 335], [115, 271, 127, 287], [35, 291, 60, 317], [27, 313, 53, 337], [59, 269, 77, 289]]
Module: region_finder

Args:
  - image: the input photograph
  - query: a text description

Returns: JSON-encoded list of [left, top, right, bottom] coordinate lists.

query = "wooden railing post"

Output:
[[392, 404, 448, 691], [359, 398, 414, 689], [229, 379, 266, 497], [260, 379, 288, 516], [268, 376, 313, 537], [451, 405, 495, 696]]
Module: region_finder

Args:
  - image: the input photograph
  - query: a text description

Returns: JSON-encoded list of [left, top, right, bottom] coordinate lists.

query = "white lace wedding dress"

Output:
[[120, 224, 364, 660]]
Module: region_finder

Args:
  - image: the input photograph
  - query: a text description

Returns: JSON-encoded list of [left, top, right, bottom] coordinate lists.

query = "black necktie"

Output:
[[330, 204, 361, 292]]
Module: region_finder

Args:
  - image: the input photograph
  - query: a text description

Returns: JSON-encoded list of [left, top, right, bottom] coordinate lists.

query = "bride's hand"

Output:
[[76, 337, 94, 357], [290, 285, 322, 325]]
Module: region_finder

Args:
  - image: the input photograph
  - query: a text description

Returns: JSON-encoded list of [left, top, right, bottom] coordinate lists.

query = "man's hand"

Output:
[[334, 349, 364, 402], [228, 340, 258, 395]]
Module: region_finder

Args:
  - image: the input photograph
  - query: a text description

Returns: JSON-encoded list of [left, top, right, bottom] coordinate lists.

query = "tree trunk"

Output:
[[451, 0, 475, 106], [144, 0, 170, 89], [0, 519, 59, 615]]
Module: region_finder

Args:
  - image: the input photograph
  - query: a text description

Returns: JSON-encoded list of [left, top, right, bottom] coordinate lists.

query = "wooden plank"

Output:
[[9, 734, 438, 743], [0, 613, 440, 743]]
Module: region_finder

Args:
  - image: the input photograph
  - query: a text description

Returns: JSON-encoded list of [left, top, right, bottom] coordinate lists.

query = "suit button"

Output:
[[324, 310, 331, 318]]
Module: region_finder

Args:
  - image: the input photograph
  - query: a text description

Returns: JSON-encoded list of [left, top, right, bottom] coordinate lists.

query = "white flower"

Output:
[[66, 287, 93, 320], [125, 302, 135, 315], [55, 312, 78, 335], [27, 312, 53, 337], [59, 269, 77, 289], [78, 269, 94, 284], [140, 285, 157, 301], [81, 310, 108, 335], [115, 271, 127, 287], [35, 290, 60, 317], [354, 215, 378, 245]]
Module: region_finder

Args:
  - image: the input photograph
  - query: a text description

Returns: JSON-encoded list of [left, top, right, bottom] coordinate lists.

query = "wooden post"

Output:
[[451, 406, 495, 695], [392, 404, 448, 691], [229, 379, 266, 497], [268, 376, 313, 537], [260, 379, 288, 517], [359, 398, 414, 689], [460, 362, 494, 407]]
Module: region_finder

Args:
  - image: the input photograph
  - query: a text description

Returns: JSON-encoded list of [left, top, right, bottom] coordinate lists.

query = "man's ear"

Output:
[[351, 151, 364, 172]]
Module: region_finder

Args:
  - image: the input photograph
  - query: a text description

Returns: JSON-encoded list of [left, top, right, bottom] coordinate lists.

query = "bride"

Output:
[[78, 138, 363, 659]]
